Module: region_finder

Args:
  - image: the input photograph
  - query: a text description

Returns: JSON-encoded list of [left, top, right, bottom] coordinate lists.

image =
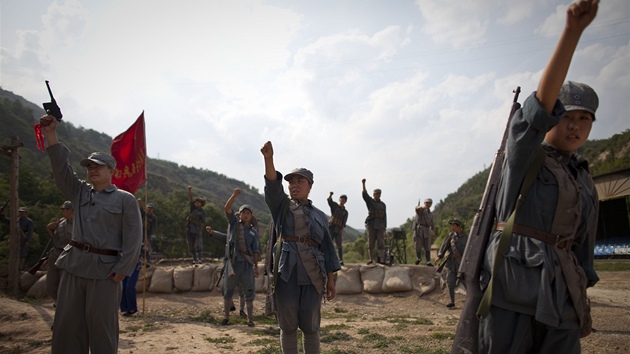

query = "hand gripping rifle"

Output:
[[43, 80, 63, 121], [450, 86, 520, 354]]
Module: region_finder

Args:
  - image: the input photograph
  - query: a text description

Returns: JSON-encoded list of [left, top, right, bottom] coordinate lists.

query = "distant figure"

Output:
[[436, 218, 467, 308], [327, 192, 348, 265], [261, 141, 340, 354], [46, 201, 73, 302], [139, 200, 157, 266], [207, 187, 260, 326], [186, 186, 206, 264], [0, 206, 34, 270], [412, 198, 435, 266], [40, 113, 142, 354], [362, 179, 386, 265]]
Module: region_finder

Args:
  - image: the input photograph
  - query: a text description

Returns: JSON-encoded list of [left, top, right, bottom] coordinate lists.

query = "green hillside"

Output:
[[427, 129, 630, 248], [1, 87, 627, 267], [0, 87, 362, 267]]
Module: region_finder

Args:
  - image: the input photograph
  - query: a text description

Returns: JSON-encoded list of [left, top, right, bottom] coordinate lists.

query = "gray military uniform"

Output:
[[479, 92, 599, 354], [48, 143, 142, 354], [413, 207, 434, 263], [437, 230, 467, 304]]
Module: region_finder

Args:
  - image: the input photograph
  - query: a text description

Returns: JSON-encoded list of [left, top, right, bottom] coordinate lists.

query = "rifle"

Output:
[[436, 253, 450, 273], [42, 81, 63, 121], [264, 221, 277, 316], [450, 87, 521, 354], [27, 256, 48, 275], [27, 235, 52, 275]]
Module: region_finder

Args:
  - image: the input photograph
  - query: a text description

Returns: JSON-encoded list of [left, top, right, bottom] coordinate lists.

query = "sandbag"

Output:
[[26, 274, 47, 298], [173, 266, 194, 292], [359, 265, 384, 294], [408, 266, 439, 296], [192, 264, 215, 291], [149, 267, 174, 293], [381, 266, 412, 293], [336, 266, 363, 295], [135, 267, 154, 293], [255, 264, 266, 292], [19, 271, 43, 292]]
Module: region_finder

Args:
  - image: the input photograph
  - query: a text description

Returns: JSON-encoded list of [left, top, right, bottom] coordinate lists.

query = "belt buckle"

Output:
[[82, 244, 91, 253]]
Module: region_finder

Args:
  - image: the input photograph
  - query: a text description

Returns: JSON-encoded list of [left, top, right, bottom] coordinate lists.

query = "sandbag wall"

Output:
[[18, 263, 440, 298]]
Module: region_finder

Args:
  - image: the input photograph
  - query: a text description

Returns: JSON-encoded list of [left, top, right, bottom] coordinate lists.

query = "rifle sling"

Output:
[[272, 200, 290, 291], [477, 148, 546, 318]]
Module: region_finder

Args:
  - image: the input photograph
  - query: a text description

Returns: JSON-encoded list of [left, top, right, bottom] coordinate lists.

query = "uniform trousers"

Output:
[[275, 269, 322, 354], [223, 260, 255, 301], [186, 232, 203, 260], [479, 305, 581, 354], [366, 226, 385, 261], [329, 226, 343, 262], [52, 271, 122, 354], [414, 233, 432, 262], [46, 264, 64, 301], [445, 269, 457, 303]]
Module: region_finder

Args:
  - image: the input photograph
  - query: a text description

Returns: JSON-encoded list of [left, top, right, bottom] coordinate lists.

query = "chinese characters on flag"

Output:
[[111, 112, 146, 194]]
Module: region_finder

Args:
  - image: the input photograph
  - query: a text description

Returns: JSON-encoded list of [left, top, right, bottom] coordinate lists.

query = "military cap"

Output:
[[558, 81, 599, 120], [449, 218, 463, 227], [284, 168, 314, 184], [80, 152, 117, 169], [238, 204, 253, 213]]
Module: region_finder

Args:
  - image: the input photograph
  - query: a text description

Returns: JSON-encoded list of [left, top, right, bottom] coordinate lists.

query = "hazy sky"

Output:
[[2, 0, 629, 229]]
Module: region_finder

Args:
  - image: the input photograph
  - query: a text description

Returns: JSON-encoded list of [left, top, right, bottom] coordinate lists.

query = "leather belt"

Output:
[[283, 236, 320, 248], [69, 240, 119, 256], [495, 222, 572, 250]]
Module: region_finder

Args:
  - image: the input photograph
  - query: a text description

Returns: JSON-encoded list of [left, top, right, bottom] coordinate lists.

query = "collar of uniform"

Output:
[[541, 142, 589, 172], [291, 199, 313, 207]]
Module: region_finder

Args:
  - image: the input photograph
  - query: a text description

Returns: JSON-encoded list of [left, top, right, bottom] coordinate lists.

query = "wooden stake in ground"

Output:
[[0, 136, 24, 295]]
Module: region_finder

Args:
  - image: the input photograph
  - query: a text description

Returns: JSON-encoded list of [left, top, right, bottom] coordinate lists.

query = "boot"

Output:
[[246, 301, 255, 327]]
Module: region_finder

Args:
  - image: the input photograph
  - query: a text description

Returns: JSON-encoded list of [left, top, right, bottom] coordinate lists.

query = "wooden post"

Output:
[[0, 136, 24, 295]]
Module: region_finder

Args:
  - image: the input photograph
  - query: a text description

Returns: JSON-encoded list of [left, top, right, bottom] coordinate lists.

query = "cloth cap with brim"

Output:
[[80, 152, 117, 169], [60, 201, 73, 209], [373, 189, 381, 194], [147, 203, 155, 209], [558, 81, 599, 119], [449, 218, 463, 227], [18, 207, 27, 212], [284, 168, 314, 184], [238, 204, 253, 213], [424, 198, 433, 203]]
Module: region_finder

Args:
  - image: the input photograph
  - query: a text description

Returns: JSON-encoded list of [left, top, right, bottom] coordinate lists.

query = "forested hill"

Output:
[[0, 87, 274, 263], [427, 129, 630, 243], [1, 86, 628, 266], [0, 87, 361, 266]]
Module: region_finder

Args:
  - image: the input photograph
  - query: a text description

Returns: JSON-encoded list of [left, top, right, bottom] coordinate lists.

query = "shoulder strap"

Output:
[[477, 147, 547, 318], [272, 199, 290, 291]]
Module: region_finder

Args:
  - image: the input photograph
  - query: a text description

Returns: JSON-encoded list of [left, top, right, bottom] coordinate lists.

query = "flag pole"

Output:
[[142, 181, 147, 315], [141, 112, 148, 315]]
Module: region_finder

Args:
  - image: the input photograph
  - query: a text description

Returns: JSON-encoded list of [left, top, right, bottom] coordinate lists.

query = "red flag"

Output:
[[111, 112, 146, 193]]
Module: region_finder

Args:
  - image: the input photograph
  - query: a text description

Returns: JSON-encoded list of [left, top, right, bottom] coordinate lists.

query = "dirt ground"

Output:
[[1, 270, 629, 354]]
